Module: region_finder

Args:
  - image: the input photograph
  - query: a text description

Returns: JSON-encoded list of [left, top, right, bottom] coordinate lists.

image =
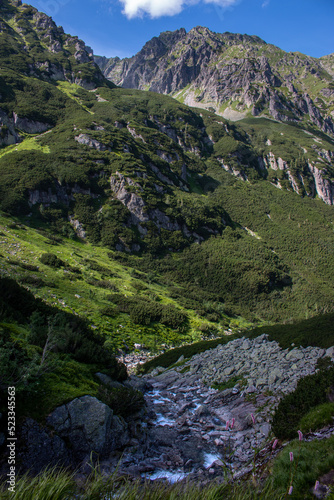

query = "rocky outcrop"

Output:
[[0, 108, 51, 146], [1, 1, 105, 88], [68, 216, 86, 239], [0, 109, 21, 146], [217, 157, 247, 181], [28, 183, 99, 207], [127, 125, 146, 143], [110, 172, 149, 226], [307, 163, 333, 205], [13, 113, 51, 134], [75, 133, 110, 151], [95, 27, 334, 136], [214, 148, 334, 205], [15, 395, 131, 474], [18, 418, 71, 474], [109, 172, 201, 240], [47, 396, 129, 461]]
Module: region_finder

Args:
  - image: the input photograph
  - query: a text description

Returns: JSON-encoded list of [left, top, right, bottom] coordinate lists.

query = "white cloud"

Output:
[[119, 0, 240, 19], [204, 0, 239, 5], [120, 0, 184, 18]]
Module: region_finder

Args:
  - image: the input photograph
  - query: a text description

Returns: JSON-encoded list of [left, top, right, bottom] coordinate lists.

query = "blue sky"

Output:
[[28, 0, 333, 59]]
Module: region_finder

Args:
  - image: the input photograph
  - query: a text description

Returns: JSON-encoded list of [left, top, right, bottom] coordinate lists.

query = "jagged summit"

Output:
[[95, 26, 334, 137], [0, 0, 106, 88]]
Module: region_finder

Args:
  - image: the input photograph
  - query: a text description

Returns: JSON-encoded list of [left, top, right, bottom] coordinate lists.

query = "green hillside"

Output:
[[0, 0, 333, 339], [1, 2, 334, 498]]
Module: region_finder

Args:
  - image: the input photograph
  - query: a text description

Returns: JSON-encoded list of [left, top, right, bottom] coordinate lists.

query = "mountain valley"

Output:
[[0, 1, 334, 497]]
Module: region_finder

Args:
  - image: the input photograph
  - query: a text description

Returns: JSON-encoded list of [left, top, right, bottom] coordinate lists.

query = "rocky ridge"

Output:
[[95, 27, 334, 136], [0, 0, 105, 87]]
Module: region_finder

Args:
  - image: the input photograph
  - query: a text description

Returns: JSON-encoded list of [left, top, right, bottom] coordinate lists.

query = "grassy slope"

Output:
[[1, 86, 334, 337], [0, 212, 234, 352], [0, 0, 333, 375]]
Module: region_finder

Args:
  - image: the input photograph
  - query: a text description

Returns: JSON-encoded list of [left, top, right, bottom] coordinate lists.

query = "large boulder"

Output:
[[18, 418, 71, 474], [47, 395, 129, 460], [123, 374, 152, 393]]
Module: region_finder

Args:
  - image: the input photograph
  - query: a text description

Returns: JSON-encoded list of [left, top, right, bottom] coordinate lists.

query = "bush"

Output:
[[39, 253, 64, 268], [83, 259, 114, 276], [95, 280, 117, 290], [97, 385, 144, 418], [160, 304, 187, 328], [246, 313, 334, 349], [272, 366, 334, 439], [18, 275, 46, 288], [299, 402, 334, 433], [100, 305, 119, 317], [63, 265, 81, 274], [107, 294, 188, 328]]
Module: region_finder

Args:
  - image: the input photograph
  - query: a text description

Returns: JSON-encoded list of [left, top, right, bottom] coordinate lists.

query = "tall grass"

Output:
[[0, 467, 286, 500], [0, 467, 76, 500]]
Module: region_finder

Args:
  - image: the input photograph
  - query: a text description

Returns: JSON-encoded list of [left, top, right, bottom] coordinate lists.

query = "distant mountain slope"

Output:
[[95, 27, 334, 137], [0, 0, 106, 90]]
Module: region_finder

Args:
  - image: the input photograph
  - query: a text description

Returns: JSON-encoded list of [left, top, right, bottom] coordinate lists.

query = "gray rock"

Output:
[[268, 369, 281, 385], [326, 346, 334, 359], [47, 396, 129, 460], [194, 405, 210, 417], [286, 349, 304, 361], [75, 133, 108, 151], [259, 423, 271, 437], [13, 112, 50, 134], [241, 340, 251, 350], [18, 418, 70, 474], [255, 377, 267, 387], [124, 375, 152, 393], [150, 367, 165, 376], [223, 366, 235, 376], [246, 385, 257, 394]]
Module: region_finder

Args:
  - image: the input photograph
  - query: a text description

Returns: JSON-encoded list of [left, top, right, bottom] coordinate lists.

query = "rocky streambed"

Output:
[[99, 335, 334, 483], [11, 334, 334, 484]]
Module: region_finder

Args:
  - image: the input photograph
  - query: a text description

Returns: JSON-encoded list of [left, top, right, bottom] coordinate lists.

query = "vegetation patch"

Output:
[[0, 277, 127, 422], [246, 313, 334, 349], [272, 365, 334, 439], [272, 436, 334, 498], [97, 385, 145, 419], [0, 136, 50, 159], [299, 402, 334, 434], [211, 375, 247, 391]]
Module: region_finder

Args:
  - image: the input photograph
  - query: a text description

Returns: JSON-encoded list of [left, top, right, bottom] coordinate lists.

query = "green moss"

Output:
[[211, 375, 247, 391], [299, 402, 334, 433]]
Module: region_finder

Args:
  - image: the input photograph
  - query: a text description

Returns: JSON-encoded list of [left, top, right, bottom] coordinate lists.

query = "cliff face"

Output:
[[95, 27, 334, 137], [0, 0, 106, 88]]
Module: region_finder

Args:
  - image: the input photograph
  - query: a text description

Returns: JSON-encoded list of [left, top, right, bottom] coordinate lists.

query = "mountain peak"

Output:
[[95, 27, 334, 137], [0, 0, 106, 88]]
